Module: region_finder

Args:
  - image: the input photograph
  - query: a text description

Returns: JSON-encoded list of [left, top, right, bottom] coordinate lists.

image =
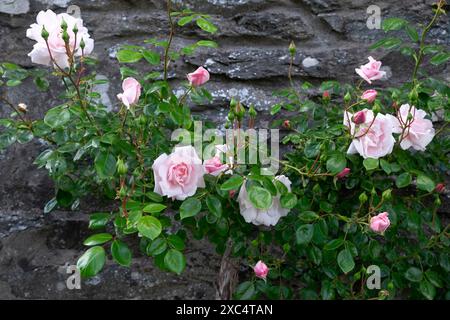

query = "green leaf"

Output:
[[89, 213, 110, 230], [137, 216, 162, 240], [430, 52, 450, 66], [324, 239, 344, 251], [299, 211, 319, 222], [382, 18, 407, 32], [142, 50, 160, 65], [337, 249, 355, 274], [220, 175, 244, 191], [196, 17, 218, 33], [180, 197, 202, 220], [235, 281, 256, 300], [369, 37, 402, 50], [197, 40, 218, 48], [396, 172, 412, 188], [44, 106, 70, 128], [419, 279, 436, 300], [416, 174, 435, 192], [206, 195, 222, 218], [270, 104, 282, 115], [83, 233, 113, 246], [177, 15, 194, 26], [143, 203, 167, 214], [77, 246, 106, 278], [167, 234, 185, 251], [146, 238, 167, 256], [363, 158, 379, 171], [404, 267, 423, 282], [248, 186, 273, 210], [164, 249, 186, 274], [405, 25, 419, 42], [116, 50, 143, 63], [425, 270, 443, 288], [296, 224, 314, 245], [111, 240, 132, 267], [95, 150, 116, 179], [280, 193, 297, 209], [380, 159, 392, 174], [326, 153, 347, 175]]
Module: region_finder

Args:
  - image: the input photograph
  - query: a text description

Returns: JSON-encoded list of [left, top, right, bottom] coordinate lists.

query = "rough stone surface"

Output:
[[0, 0, 449, 299]]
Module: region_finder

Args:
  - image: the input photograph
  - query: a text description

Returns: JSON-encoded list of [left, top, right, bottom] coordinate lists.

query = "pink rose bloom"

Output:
[[204, 144, 230, 176], [26, 10, 94, 69], [187, 66, 210, 87], [370, 212, 390, 233], [352, 110, 366, 125], [336, 168, 350, 179], [344, 109, 395, 159], [117, 77, 142, 108], [389, 104, 435, 151], [361, 89, 378, 103], [435, 183, 445, 193], [238, 175, 292, 227], [355, 57, 386, 84], [253, 260, 269, 280], [152, 146, 205, 201]]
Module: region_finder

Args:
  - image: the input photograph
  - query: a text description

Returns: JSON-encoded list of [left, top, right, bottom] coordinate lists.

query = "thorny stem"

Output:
[[164, 0, 175, 81]]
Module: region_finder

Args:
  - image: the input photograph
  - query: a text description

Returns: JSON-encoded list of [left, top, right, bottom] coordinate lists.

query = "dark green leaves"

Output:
[[164, 249, 186, 274], [137, 216, 162, 240], [430, 52, 450, 66], [369, 38, 402, 50], [296, 224, 314, 245], [235, 281, 256, 300], [326, 153, 346, 175], [363, 158, 379, 171], [83, 233, 113, 246], [89, 213, 110, 230], [143, 203, 167, 214], [405, 267, 423, 282], [111, 240, 132, 267], [280, 193, 297, 209], [220, 175, 244, 191], [180, 197, 202, 219], [142, 50, 160, 65], [337, 248, 355, 274], [396, 172, 412, 188], [77, 246, 106, 278], [324, 239, 344, 251], [248, 186, 273, 210], [382, 18, 408, 32], [416, 174, 435, 192], [196, 17, 217, 33], [44, 106, 70, 128], [116, 50, 143, 63], [95, 150, 116, 179], [206, 195, 222, 218]]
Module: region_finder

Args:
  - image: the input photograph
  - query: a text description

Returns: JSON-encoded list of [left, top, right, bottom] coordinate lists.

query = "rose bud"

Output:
[[187, 66, 210, 87], [18, 103, 28, 113], [229, 190, 236, 198], [370, 212, 390, 234], [336, 167, 350, 179], [352, 110, 366, 125], [435, 183, 445, 193], [322, 90, 330, 102], [283, 120, 291, 129], [361, 89, 377, 103], [253, 260, 269, 281]]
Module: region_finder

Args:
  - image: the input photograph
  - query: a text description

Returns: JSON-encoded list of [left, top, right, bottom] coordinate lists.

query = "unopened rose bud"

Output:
[[373, 102, 381, 114], [382, 189, 392, 201], [227, 111, 235, 122], [61, 18, 68, 31], [230, 97, 237, 109], [117, 158, 128, 176], [370, 212, 390, 234], [407, 113, 413, 121], [229, 190, 236, 198], [408, 88, 418, 103], [359, 192, 368, 204], [361, 89, 377, 103], [435, 183, 445, 193], [323, 90, 330, 102], [80, 38, 86, 50], [72, 24, 78, 34], [249, 104, 257, 118], [62, 30, 70, 43], [17, 103, 28, 113], [352, 110, 366, 125], [289, 41, 296, 57], [283, 120, 291, 129], [344, 92, 351, 104], [336, 167, 350, 179], [253, 260, 269, 281], [41, 26, 49, 41], [235, 101, 245, 120], [224, 121, 231, 129]]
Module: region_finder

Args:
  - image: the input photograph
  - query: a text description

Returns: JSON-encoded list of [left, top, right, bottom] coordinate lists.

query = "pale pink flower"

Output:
[[370, 212, 390, 233], [253, 260, 269, 280], [152, 146, 205, 201], [117, 77, 141, 108], [361, 89, 378, 103], [26, 10, 94, 68], [355, 57, 386, 84], [187, 66, 210, 87]]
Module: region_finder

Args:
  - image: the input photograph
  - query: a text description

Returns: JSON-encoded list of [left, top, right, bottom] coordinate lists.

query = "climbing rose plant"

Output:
[[0, 1, 449, 300]]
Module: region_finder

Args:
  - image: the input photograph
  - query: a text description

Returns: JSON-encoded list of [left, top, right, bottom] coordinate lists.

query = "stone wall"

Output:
[[0, 0, 449, 299]]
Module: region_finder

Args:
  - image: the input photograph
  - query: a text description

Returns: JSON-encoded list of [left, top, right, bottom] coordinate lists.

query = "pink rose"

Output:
[[253, 260, 269, 280], [26, 10, 94, 69], [117, 77, 142, 108], [344, 109, 395, 159], [389, 104, 435, 151], [435, 183, 445, 193], [336, 168, 350, 179], [152, 146, 205, 201], [361, 89, 378, 103], [238, 175, 292, 226], [352, 110, 366, 125], [204, 157, 229, 176], [355, 57, 386, 84], [187, 66, 210, 87], [370, 212, 390, 233]]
